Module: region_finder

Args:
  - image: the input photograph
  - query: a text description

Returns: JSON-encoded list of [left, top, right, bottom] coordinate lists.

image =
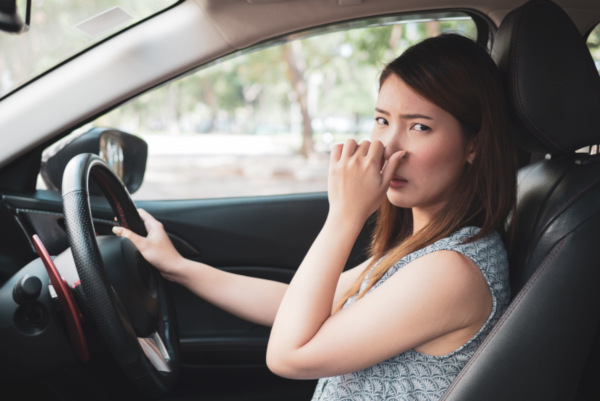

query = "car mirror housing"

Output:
[[0, 0, 31, 34], [41, 127, 148, 195]]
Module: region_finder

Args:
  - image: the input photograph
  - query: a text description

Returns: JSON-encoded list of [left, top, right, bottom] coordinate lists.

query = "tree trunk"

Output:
[[283, 41, 314, 158], [388, 24, 403, 54], [425, 21, 441, 37]]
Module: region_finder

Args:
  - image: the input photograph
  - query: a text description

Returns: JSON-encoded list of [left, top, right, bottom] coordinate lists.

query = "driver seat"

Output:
[[442, 1, 600, 400]]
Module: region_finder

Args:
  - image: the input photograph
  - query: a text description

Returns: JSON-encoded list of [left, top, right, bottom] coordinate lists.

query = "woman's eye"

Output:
[[411, 123, 430, 132], [375, 117, 388, 125]]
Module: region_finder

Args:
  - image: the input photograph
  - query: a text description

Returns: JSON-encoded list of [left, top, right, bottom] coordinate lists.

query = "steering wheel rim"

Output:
[[61, 153, 180, 396]]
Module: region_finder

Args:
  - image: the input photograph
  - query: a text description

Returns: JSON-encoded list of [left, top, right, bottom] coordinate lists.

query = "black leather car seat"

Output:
[[442, 1, 600, 400]]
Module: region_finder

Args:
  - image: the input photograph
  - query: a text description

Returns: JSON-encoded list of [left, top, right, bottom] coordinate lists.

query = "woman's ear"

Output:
[[466, 135, 479, 165]]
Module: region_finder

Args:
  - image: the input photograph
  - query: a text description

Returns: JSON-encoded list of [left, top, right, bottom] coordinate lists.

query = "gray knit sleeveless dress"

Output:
[[311, 226, 510, 401]]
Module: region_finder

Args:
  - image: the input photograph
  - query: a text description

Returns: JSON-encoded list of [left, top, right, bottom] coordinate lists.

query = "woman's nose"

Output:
[[372, 125, 404, 158], [382, 140, 403, 160]]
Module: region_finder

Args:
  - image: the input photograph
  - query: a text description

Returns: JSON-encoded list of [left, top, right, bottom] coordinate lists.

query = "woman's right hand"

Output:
[[112, 208, 185, 282]]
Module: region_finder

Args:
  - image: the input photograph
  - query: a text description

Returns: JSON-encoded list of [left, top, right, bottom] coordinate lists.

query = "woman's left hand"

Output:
[[327, 139, 405, 224]]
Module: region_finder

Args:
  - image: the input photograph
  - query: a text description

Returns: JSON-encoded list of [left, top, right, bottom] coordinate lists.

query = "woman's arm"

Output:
[[113, 209, 286, 326], [166, 258, 288, 327], [113, 209, 369, 327]]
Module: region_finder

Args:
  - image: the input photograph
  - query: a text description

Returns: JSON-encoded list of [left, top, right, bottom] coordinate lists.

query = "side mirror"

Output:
[[41, 127, 148, 195], [0, 0, 31, 34]]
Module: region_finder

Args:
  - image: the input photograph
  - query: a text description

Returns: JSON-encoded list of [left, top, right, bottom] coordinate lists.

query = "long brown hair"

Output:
[[335, 34, 517, 311]]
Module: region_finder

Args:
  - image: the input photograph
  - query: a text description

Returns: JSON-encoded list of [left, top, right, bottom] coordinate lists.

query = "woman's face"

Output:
[[371, 74, 476, 223]]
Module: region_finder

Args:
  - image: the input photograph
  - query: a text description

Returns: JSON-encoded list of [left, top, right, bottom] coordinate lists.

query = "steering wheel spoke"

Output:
[[139, 332, 172, 373]]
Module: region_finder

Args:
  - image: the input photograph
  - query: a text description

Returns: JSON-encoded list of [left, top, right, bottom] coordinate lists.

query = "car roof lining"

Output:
[[196, 0, 600, 42]]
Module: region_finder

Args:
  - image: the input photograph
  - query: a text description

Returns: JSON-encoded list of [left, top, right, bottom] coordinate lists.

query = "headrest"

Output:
[[491, 0, 600, 154]]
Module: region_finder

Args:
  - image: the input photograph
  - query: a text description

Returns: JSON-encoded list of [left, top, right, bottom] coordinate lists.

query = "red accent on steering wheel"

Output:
[[32, 234, 90, 362]]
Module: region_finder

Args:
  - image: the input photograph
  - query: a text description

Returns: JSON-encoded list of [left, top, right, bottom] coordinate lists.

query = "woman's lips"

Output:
[[389, 177, 408, 189]]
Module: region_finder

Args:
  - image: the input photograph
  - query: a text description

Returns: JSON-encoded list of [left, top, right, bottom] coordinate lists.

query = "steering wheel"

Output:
[[61, 153, 180, 396]]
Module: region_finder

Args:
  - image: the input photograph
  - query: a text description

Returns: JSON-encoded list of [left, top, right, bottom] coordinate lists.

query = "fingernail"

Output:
[[112, 226, 123, 235]]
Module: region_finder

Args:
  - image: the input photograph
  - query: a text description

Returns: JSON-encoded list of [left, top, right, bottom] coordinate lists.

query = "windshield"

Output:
[[0, 0, 177, 98]]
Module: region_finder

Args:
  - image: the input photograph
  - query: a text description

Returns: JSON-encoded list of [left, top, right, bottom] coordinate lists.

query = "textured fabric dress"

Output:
[[311, 226, 510, 401]]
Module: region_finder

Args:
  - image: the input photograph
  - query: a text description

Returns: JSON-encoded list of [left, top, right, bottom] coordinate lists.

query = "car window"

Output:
[[45, 13, 477, 200], [587, 23, 600, 71]]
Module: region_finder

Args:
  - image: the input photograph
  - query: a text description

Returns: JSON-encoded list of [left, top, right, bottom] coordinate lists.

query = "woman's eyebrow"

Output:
[[400, 113, 433, 120], [375, 107, 433, 120]]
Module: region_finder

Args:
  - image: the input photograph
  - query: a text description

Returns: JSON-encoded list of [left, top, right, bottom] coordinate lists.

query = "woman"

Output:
[[113, 34, 517, 400]]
